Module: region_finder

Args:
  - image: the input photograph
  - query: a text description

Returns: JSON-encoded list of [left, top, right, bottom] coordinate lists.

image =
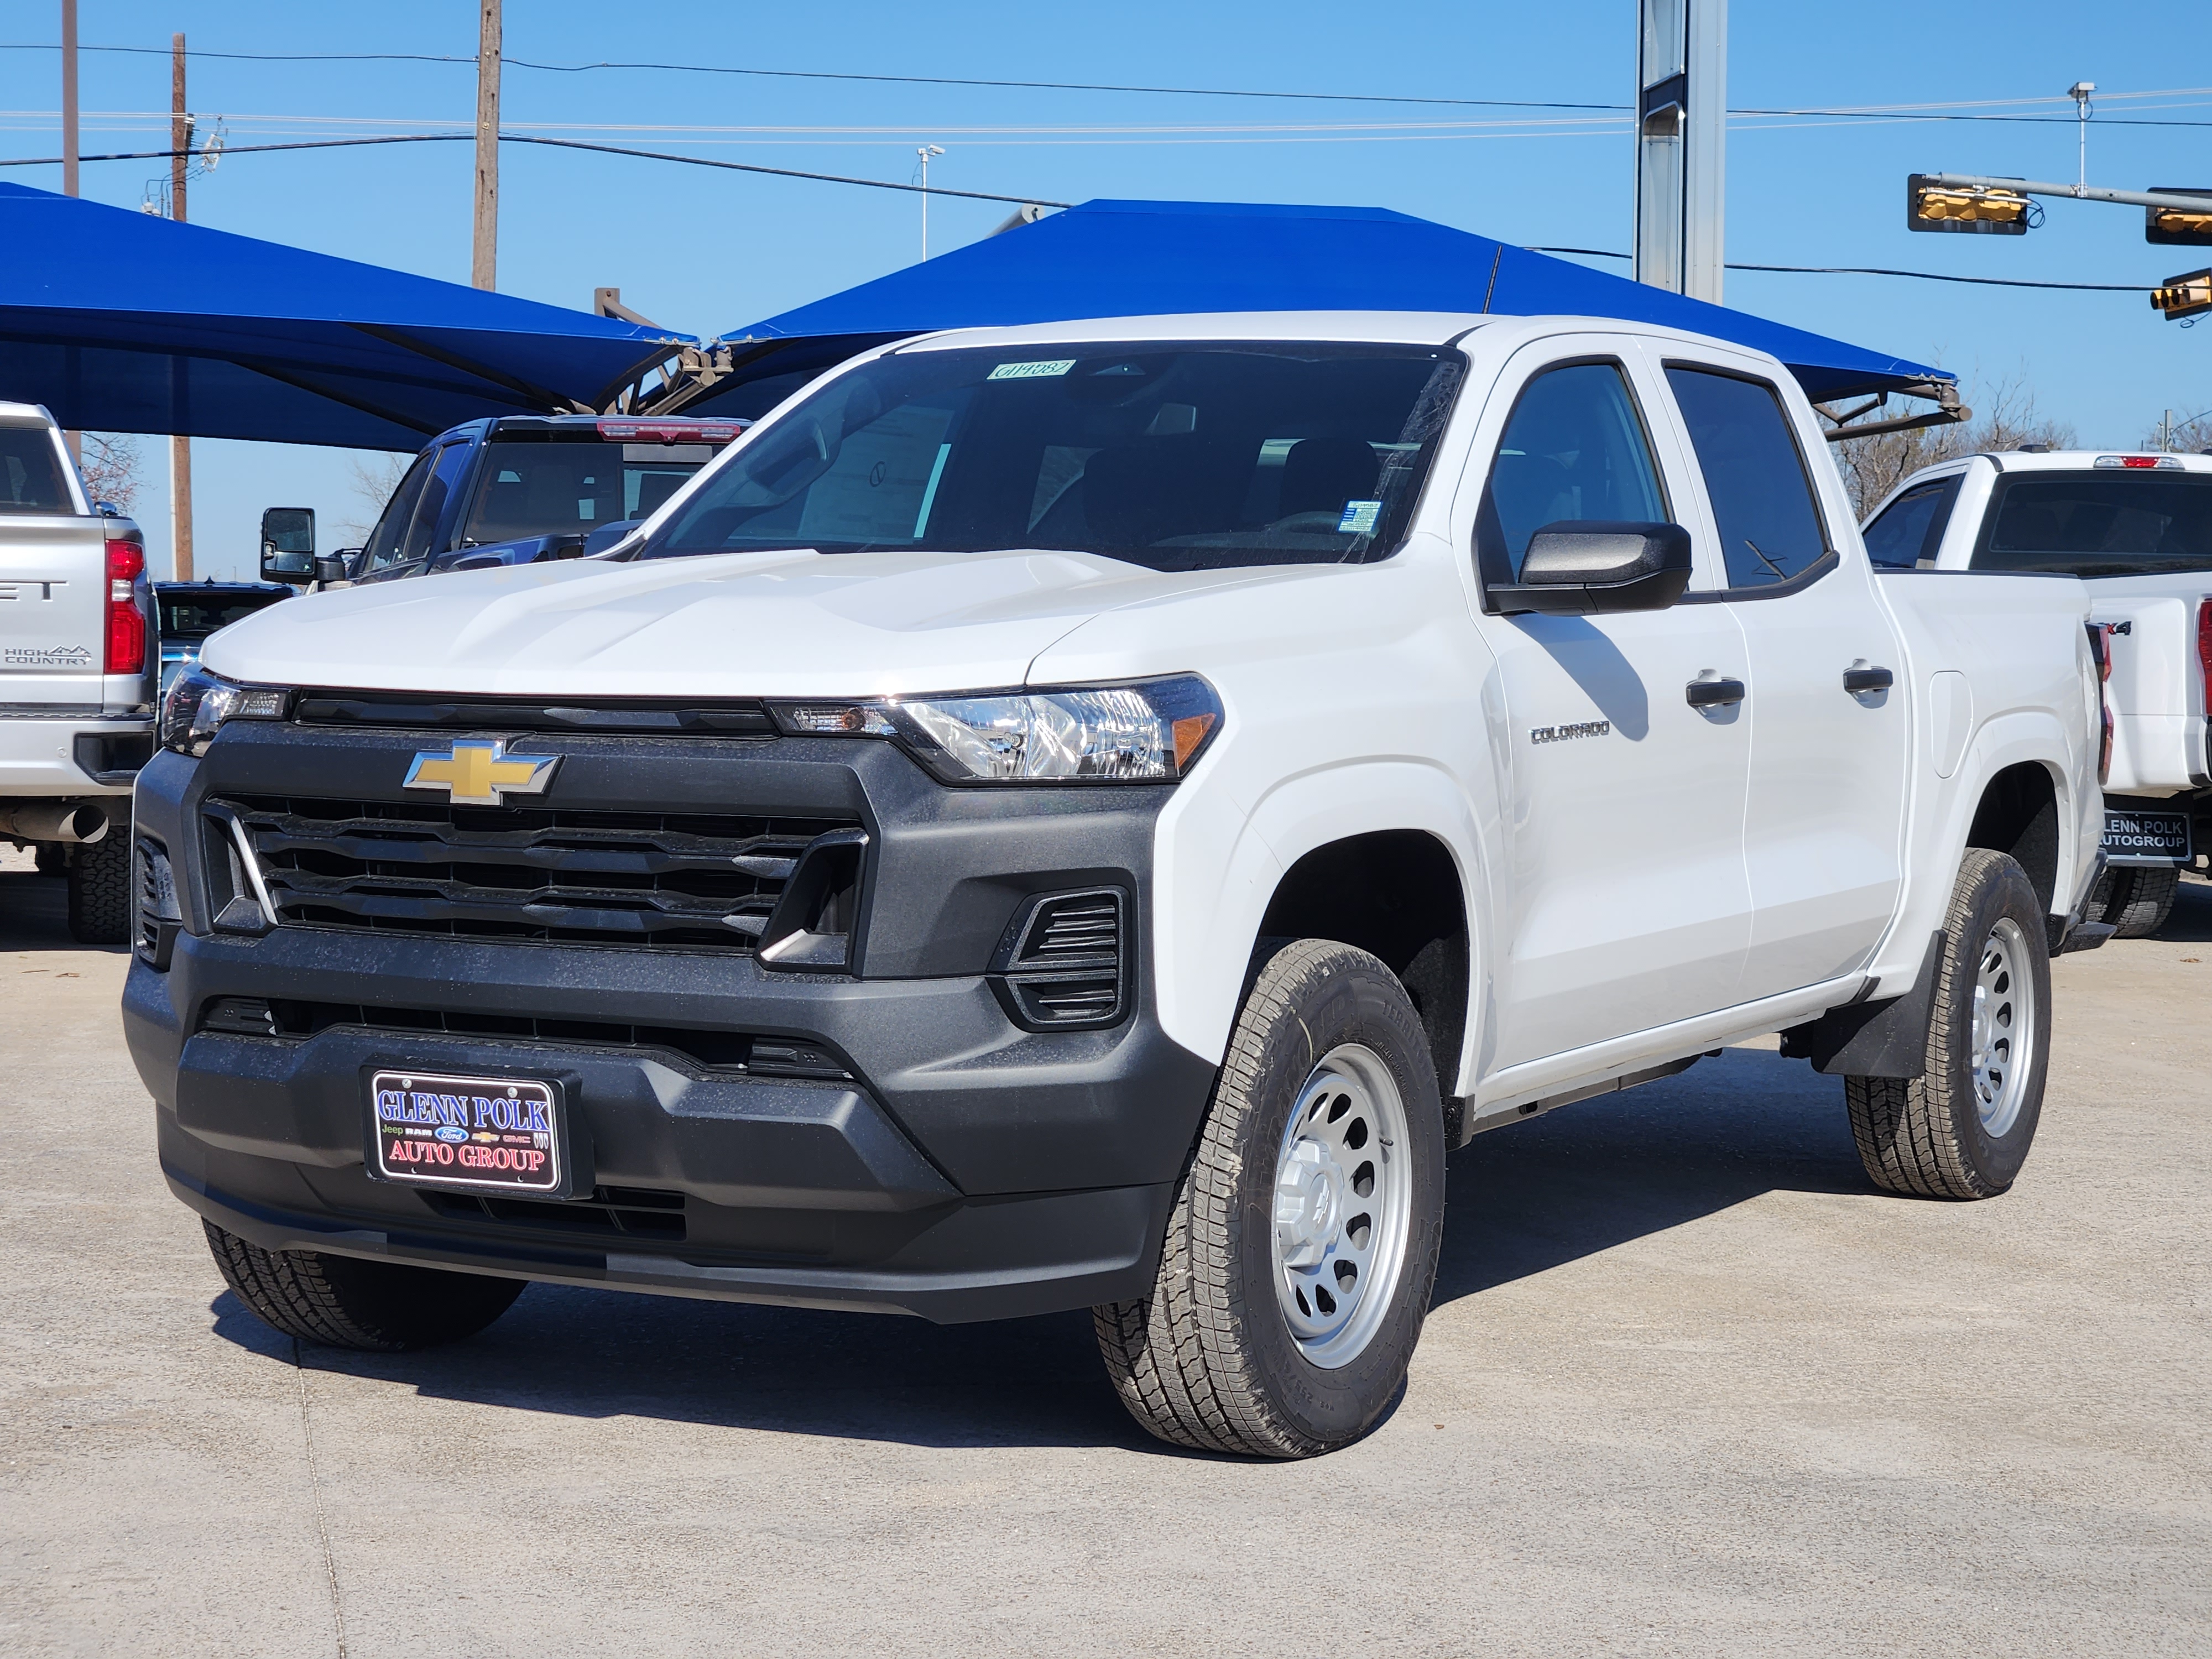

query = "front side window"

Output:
[[360, 450, 435, 572], [1475, 361, 1668, 584], [1665, 367, 1830, 588], [1972, 472, 2212, 576], [0, 425, 70, 513], [1861, 474, 1963, 569], [638, 342, 1465, 572], [400, 441, 476, 565]]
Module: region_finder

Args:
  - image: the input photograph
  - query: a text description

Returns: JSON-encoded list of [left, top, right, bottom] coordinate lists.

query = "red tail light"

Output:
[[2198, 598, 2212, 721], [2088, 622, 2115, 785], [103, 537, 145, 675]]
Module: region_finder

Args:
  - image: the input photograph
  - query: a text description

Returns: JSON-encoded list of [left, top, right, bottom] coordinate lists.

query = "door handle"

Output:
[[1685, 675, 1747, 708], [1844, 665, 1895, 695]]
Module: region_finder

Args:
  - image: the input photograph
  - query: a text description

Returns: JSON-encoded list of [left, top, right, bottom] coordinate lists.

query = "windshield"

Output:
[[461, 436, 709, 546], [636, 342, 1464, 571], [1972, 471, 2212, 576]]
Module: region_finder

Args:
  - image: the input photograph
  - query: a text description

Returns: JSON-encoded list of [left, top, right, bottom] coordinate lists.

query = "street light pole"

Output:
[[917, 144, 944, 259], [59, 0, 79, 467], [169, 33, 192, 581]]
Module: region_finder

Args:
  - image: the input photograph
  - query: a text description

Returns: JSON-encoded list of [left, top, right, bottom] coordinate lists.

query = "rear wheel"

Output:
[[204, 1222, 524, 1351], [2105, 865, 2179, 939], [65, 823, 132, 945], [1844, 849, 2049, 1199], [1094, 939, 1445, 1458]]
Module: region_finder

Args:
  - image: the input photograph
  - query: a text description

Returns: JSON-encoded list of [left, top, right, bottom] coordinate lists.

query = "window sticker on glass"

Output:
[[1337, 499, 1383, 534], [987, 359, 1077, 382]]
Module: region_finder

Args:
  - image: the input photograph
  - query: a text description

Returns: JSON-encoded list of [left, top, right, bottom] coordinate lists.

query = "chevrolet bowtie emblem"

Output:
[[402, 740, 559, 806]]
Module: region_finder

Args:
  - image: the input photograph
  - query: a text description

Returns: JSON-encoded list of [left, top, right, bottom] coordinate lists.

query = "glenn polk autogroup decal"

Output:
[[1529, 719, 1611, 745], [371, 1071, 563, 1193]]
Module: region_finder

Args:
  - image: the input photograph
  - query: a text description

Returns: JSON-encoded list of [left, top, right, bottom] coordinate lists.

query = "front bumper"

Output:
[[126, 728, 1216, 1323]]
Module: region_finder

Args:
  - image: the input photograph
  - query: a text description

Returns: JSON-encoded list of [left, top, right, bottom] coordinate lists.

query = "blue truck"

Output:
[[260, 414, 746, 588]]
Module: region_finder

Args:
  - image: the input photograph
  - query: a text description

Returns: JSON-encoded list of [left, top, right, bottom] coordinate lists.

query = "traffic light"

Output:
[[1907, 174, 2032, 234], [2146, 187, 2212, 247], [2151, 270, 2212, 322]]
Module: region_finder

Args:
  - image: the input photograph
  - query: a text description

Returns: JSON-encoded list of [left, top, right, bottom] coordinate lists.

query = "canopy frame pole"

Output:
[[1814, 379, 1970, 444], [347, 323, 594, 414]]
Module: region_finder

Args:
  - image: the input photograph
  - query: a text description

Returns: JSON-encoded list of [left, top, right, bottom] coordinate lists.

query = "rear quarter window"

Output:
[[0, 426, 70, 513]]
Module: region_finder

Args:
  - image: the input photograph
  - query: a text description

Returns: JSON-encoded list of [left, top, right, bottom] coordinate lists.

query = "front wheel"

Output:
[[205, 1222, 524, 1350], [1844, 848, 2051, 1199], [1094, 939, 1445, 1458]]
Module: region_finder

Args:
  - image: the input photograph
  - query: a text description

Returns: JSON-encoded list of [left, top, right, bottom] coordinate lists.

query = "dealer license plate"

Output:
[[2103, 808, 2193, 867], [369, 1069, 564, 1194]]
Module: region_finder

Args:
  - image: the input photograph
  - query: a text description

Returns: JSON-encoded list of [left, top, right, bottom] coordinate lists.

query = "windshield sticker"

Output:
[[987, 359, 1077, 381], [1337, 499, 1383, 535]]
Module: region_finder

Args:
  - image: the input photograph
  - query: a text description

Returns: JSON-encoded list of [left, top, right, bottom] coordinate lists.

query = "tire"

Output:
[[1094, 939, 1446, 1458], [204, 1221, 525, 1351], [1844, 848, 2051, 1199], [65, 822, 132, 945], [2106, 865, 2179, 940]]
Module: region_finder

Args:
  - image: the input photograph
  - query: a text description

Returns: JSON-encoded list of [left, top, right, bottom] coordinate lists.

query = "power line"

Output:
[[1528, 247, 2156, 291], [0, 131, 1072, 206], [2, 43, 2209, 125]]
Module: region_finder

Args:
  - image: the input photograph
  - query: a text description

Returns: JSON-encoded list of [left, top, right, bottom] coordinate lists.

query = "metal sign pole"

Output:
[[1635, 0, 1725, 304]]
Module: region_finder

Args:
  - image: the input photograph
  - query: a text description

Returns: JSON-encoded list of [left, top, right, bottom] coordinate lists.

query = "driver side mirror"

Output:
[[1487, 521, 1693, 616], [259, 507, 317, 584]]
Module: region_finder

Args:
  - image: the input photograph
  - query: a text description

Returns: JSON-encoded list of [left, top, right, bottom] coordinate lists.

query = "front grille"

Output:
[[421, 1183, 687, 1241], [213, 794, 857, 955], [195, 995, 854, 1080]]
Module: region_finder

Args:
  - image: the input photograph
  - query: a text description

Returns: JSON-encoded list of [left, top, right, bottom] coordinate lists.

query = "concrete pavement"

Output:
[[3, 847, 2206, 1656]]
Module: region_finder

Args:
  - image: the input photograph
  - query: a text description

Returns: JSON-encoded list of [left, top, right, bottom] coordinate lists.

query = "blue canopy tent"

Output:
[[682, 199, 1951, 425], [0, 182, 690, 451]]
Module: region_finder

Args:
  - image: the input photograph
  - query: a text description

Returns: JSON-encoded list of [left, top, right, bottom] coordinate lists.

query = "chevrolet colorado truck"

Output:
[[1, 400, 154, 942], [1863, 447, 2210, 937], [128, 314, 2104, 1458]]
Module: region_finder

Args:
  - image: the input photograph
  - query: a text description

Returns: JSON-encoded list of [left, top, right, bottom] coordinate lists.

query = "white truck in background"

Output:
[[0, 401, 155, 942], [1863, 448, 2211, 936]]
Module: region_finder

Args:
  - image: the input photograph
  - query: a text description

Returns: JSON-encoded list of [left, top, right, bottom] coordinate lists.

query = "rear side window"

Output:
[[0, 426, 70, 513], [1972, 472, 2212, 577], [1862, 474, 1962, 568], [1475, 361, 1668, 583], [1665, 367, 1830, 588]]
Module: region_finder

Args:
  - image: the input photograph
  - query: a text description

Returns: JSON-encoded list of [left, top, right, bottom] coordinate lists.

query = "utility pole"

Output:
[[473, 0, 500, 289], [169, 33, 192, 580], [916, 145, 944, 259], [1633, 0, 1726, 304], [59, 1, 80, 467]]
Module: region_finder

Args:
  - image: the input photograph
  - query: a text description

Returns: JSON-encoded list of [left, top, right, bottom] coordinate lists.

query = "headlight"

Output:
[[771, 674, 1222, 783], [159, 666, 289, 756]]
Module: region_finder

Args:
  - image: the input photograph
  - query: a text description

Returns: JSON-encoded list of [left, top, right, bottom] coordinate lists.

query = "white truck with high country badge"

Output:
[[1863, 447, 2212, 938], [128, 313, 2105, 1459], [1, 400, 155, 942]]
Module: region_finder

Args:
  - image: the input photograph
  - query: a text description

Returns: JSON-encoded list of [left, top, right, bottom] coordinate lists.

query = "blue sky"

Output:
[[7, 0, 2209, 577]]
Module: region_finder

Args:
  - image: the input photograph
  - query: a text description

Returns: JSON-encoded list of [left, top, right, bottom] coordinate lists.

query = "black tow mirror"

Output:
[[259, 507, 316, 583], [1489, 521, 1693, 616]]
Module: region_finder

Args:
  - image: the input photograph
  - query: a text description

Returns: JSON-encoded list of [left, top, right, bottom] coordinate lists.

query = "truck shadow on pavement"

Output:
[[0, 865, 108, 953], [207, 1045, 1871, 1453]]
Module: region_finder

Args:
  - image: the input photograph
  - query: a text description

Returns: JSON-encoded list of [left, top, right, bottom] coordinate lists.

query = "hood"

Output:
[[197, 547, 1264, 698]]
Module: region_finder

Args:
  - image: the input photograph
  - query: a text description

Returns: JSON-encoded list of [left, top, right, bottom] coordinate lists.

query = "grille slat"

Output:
[[216, 793, 855, 956]]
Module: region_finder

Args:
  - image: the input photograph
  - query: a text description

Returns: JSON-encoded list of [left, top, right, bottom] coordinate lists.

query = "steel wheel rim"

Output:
[[1269, 1043, 1412, 1370], [1971, 917, 2035, 1138]]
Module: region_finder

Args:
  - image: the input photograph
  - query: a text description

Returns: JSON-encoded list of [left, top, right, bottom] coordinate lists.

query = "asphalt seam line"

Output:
[[291, 1338, 349, 1659]]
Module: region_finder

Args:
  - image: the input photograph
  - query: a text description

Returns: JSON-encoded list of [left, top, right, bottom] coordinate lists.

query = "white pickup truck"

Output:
[[128, 312, 2103, 1458], [1, 400, 154, 941], [1864, 448, 2210, 937]]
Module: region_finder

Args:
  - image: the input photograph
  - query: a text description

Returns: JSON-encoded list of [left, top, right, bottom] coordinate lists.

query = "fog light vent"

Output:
[[992, 888, 1129, 1031]]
